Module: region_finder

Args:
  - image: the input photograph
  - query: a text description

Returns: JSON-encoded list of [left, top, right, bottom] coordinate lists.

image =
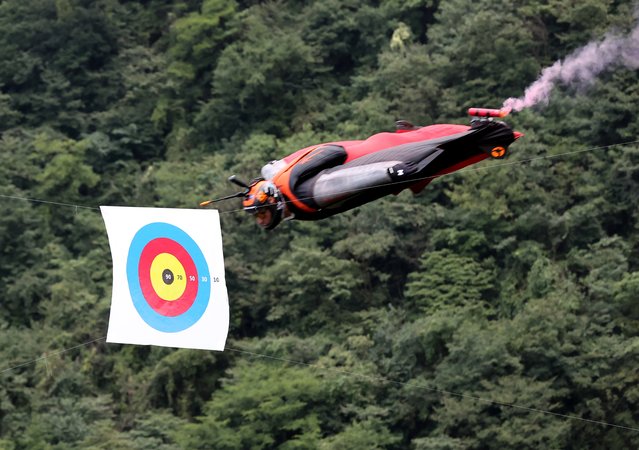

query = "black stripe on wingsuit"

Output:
[[287, 145, 347, 209]]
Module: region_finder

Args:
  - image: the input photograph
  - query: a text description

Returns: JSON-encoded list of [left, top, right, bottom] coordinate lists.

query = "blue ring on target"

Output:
[[126, 222, 211, 333]]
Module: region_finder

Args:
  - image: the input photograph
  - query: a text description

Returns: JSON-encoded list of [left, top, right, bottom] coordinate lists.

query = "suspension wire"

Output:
[[4, 334, 636, 433], [1, 138, 639, 433], [213, 138, 639, 216], [225, 344, 639, 433], [0, 193, 100, 211], [1, 336, 107, 375], [1, 139, 638, 214]]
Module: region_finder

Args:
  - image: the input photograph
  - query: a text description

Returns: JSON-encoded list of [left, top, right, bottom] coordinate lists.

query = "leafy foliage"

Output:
[[1, 0, 639, 448]]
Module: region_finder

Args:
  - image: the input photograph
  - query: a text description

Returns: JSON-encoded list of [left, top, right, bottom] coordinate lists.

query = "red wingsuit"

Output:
[[261, 119, 520, 221]]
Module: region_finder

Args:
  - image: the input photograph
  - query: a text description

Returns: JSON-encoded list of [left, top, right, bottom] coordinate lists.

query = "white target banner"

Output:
[[101, 206, 229, 351]]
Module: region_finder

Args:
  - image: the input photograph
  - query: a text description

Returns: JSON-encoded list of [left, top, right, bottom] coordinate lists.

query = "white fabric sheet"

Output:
[[101, 206, 229, 351]]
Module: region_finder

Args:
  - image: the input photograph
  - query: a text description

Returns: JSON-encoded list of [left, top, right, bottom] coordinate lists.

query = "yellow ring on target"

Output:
[[150, 253, 187, 301]]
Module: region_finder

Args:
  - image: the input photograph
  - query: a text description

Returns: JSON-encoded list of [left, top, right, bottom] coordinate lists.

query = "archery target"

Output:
[[127, 223, 210, 332], [101, 206, 229, 351]]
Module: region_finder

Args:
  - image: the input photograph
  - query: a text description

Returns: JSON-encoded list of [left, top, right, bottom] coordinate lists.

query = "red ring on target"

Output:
[[138, 238, 199, 316]]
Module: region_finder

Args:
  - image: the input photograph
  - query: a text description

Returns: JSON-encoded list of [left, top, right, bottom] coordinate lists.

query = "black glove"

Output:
[[388, 161, 417, 181]]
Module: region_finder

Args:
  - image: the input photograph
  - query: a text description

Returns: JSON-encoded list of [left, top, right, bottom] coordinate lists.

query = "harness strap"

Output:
[[272, 147, 319, 214]]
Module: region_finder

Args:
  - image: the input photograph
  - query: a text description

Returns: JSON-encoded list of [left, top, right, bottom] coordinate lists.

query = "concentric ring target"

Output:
[[126, 222, 211, 332]]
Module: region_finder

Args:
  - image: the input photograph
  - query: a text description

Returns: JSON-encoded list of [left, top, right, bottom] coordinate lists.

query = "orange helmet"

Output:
[[242, 179, 284, 229]]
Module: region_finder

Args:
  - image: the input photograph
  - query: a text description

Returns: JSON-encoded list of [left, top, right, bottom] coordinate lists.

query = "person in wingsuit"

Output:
[[240, 116, 521, 230]]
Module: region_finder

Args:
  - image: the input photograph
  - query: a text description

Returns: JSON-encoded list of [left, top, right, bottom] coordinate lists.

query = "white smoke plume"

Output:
[[503, 22, 639, 112]]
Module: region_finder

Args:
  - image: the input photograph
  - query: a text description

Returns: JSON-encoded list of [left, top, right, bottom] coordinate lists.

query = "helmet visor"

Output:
[[243, 205, 272, 215]]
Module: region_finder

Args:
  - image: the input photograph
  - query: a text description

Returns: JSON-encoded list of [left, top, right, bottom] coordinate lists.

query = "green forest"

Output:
[[1, 0, 639, 448]]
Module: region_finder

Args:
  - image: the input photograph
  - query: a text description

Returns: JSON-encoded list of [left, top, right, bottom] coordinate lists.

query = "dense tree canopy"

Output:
[[1, 0, 638, 448]]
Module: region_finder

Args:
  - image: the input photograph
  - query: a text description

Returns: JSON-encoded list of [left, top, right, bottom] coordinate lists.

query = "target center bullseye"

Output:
[[150, 253, 188, 301], [163, 268, 174, 285]]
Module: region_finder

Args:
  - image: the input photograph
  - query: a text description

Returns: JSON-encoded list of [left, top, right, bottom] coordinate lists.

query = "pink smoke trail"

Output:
[[503, 23, 639, 112]]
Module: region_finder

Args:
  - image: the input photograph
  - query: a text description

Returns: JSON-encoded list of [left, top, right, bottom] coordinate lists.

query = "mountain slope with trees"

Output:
[[1, 0, 638, 448]]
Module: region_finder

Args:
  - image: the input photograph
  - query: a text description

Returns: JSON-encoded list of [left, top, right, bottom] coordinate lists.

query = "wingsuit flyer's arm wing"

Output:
[[270, 145, 349, 214], [309, 142, 443, 208]]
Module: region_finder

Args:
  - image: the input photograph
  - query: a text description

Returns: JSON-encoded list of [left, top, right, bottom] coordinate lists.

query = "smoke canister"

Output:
[[467, 108, 510, 118]]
